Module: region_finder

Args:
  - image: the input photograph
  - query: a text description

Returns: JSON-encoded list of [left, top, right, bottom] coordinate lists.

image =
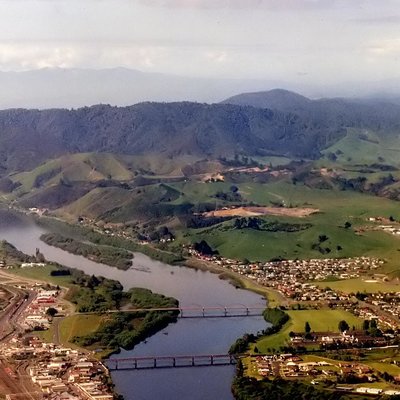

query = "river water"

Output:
[[0, 210, 268, 400]]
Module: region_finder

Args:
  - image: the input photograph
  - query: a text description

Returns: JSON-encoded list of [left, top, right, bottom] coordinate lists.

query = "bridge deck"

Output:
[[107, 354, 237, 370]]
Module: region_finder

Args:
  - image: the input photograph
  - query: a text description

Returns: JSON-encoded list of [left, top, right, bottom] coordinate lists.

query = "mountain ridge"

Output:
[[0, 101, 349, 174]]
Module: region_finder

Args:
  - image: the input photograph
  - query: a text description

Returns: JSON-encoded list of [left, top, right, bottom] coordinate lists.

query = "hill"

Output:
[[0, 102, 353, 175], [222, 89, 400, 133]]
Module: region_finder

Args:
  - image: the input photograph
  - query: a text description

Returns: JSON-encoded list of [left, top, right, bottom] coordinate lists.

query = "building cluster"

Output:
[[377, 225, 400, 236], [2, 338, 113, 399], [253, 353, 400, 396], [19, 285, 62, 331], [290, 329, 391, 347], [225, 256, 382, 285], [365, 292, 400, 320], [354, 303, 400, 331], [190, 249, 383, 302]]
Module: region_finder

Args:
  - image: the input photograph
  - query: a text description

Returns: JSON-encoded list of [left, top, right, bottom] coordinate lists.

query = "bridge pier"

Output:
[[154, 358, 157, 368], [192, 356, 195, 366], [224, 307, 227, 317], [211, 355, 214, 365], [246, 307, 249, 316], [202, 307, 205, 317]]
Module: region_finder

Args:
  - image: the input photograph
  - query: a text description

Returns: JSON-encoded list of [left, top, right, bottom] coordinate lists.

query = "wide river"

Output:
[[0, 210, 268, 400]]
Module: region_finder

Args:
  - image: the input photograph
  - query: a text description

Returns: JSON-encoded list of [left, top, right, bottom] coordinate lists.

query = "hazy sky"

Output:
[[1, 0, 400, 85]]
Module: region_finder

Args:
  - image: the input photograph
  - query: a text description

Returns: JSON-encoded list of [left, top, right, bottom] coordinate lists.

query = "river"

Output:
[[0, 210, 268, 400]]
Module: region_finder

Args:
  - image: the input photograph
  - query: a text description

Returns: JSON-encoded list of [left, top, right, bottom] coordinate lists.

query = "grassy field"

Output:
[[254, 309, 362, 353], [316, 278, 400, 293], [175, 180, 400, 272], [320, 128, 400, 166], [59, 314, 103, 344], [8, 265, 73, 287]]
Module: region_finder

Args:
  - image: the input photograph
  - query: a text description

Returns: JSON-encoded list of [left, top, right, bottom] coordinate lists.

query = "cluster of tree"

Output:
[[128, 287, 178, 309], [229, 333, 257, 354], [39, 216, 183, 265], [41, 233, 133, 270], [72, 310, 178, 353], [310, 234, 341, 254], [355, 292, 368, 301], [219, 155, 263, 168], [361, 319, 382, 336], [335, 174, 398, 196], [33, 167, 62, 188], [137, 226, 175, 242], [183, 215, 232, 229], [0, 240, 37, 263], [50, 269, 71, 276], [46, 266, 180, 355], [0, 177, 21, 193], [66, 272, 124, 312], [193, 240, 218, 256], [233, 217, 311, 232], [229, 308, 289, 355], [263, 308, 290, 328], [213, 190, 243, 202], [231, 376, 355, 400]]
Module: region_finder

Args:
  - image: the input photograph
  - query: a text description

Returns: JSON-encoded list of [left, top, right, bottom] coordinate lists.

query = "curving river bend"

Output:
[[0, 210, 268, 400]]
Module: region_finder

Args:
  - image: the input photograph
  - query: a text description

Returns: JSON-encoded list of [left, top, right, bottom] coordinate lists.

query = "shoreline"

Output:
[[2, 204, 280, 306]]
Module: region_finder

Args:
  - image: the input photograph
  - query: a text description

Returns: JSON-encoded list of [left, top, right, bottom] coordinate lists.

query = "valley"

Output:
[[2, 90, 400, 399]]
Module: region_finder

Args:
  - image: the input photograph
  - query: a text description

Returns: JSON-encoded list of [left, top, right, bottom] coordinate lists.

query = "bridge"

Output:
[[107, 354, 237, 370], [78, 305, 265, 318]]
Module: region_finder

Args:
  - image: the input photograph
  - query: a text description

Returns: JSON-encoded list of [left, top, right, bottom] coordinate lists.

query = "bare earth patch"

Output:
[[203, 206, 319, 218]]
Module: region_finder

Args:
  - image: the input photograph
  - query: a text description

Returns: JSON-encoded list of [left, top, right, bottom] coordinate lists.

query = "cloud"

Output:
[[205, 50, 227, 63], [137, 0, 342, 10], [351, 15, 400, 24], [368, 38, 400, 56], [0, 43, 79, 70]]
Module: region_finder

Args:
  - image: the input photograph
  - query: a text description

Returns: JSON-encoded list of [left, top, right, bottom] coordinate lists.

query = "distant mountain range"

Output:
[[2, 68, 400, 109], [0, 68, 287, 109], [222, 89, 400, 128]]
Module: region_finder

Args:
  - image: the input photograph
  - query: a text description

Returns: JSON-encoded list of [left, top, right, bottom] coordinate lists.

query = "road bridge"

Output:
[[78, 305, 265, 318], [107, 354, 237, 370]]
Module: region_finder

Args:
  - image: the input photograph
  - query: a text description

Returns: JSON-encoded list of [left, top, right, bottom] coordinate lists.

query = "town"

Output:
[[0, 264, 115, 400]]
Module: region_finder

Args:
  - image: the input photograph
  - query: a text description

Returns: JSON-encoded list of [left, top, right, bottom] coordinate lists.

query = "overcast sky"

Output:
[[1, 0, 400, 86]]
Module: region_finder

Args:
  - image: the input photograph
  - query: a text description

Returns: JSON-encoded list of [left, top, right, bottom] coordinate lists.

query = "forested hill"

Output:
[[222, 89, 400, 131], [0, 101, 344, 173], [1, 96, 400, 174]]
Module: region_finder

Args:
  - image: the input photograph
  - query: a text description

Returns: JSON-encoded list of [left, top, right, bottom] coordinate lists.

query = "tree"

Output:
[[318, 234, 328, 243], [338, 320, 349, 332], [362, 320, 370, 331], [370, 319, 378, 329], [344, 221, 352, 229], [305, 321, 311, 334], [46, 307, 58, 318]]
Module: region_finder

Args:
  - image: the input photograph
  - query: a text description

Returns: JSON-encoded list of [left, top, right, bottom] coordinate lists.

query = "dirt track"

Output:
[[203, 206, 319, 218]]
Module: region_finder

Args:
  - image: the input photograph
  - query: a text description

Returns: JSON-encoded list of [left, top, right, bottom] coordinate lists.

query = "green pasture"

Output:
[[254, 309, 362, 353]]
